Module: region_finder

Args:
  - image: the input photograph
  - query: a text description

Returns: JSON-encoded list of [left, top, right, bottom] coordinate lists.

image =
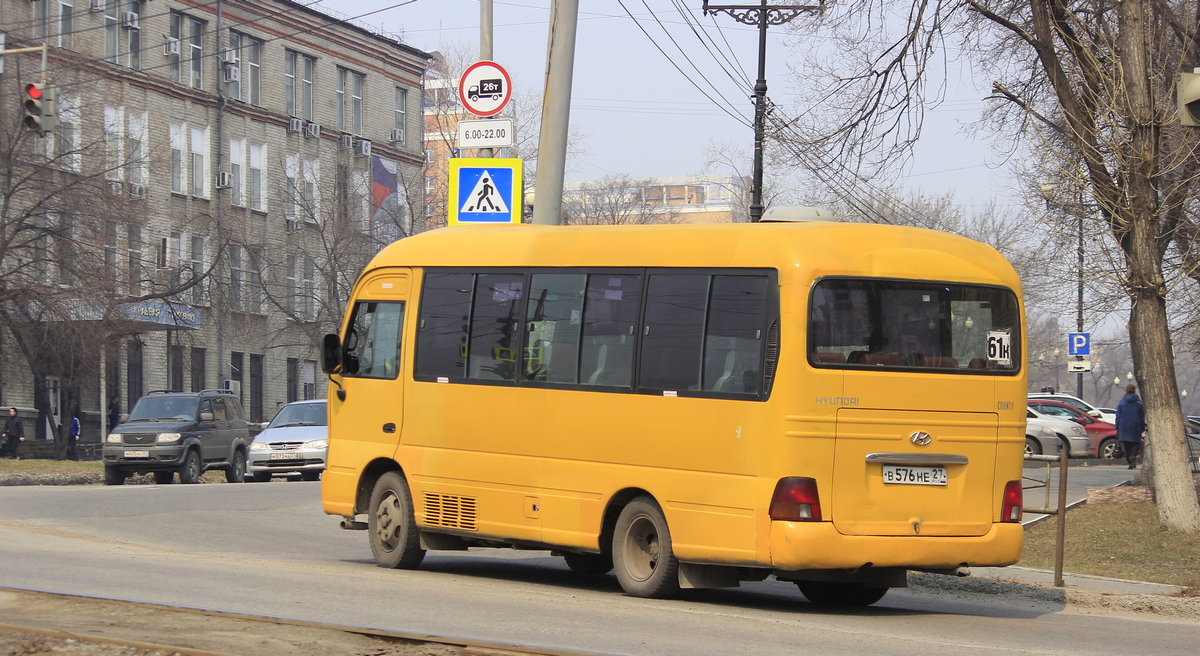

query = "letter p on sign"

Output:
[[1068, 333, 1090, 356]]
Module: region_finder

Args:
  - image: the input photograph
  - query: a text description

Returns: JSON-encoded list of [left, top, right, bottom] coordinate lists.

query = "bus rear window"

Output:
[[809, 279, 1020, 372]]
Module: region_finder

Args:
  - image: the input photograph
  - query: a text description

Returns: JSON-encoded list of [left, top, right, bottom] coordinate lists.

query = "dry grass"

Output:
[[0, 458, 103, 474], [1022, 500, 1200, 590]]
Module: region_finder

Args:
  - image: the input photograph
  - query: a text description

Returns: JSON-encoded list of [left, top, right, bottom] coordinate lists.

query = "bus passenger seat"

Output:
[[712, 351, 738, 392], [968, 358, 987, 369], [585, 344, 608, 385], [916, 355, 958, 368], [860, 352, 901, 366], [813, 352, 847, 364]]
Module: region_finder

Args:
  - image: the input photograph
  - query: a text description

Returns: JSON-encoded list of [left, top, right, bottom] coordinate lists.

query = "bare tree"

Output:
[[561, 176, 684, 226], [780, 0, 1200, 530]]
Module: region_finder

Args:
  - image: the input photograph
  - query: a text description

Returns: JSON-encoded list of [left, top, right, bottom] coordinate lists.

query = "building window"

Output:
[[424, 148, 433, 164], [58, 1, 75, 50], [284, 155, 298, 220], [302, 158, 319, 222], [230, 352, 244, 402], [424, 176, 436, 194], [190, 127, 206, 197], [286, 255, 297, 313], [226, 32, 242, 100], [127, 224, 142, 296], [125, 1, 142, 70], [249, 354, 264, 422], [170, 345, 185, 392], [284, 52, 295, 116], [248, 143, 265, 212], [104, 1, 119, 62], [337, 67, 365, 135], [303, 361, 316, 399], [247, 247, 262, 313], [227, 31, 262, 103], [104, 107, 122, 181], [190, 236, 205, 305], [127, 341, 143, 410], [229, 244, 243, 310], [303, 257, 315, 321], [394, 88, 407, 143], [287, 358, 299, 404], [55, 95, 78, 168], [127, 113, 145, 186], [187, 15, 204, 89], [191, 348, 206, 392], [285, 51, 315, 120], [103, 248, 117, 293], [169, 123, 184, 194], [229, 138, 244, 206]]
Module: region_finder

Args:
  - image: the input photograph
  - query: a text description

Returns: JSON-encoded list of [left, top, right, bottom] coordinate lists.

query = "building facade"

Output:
[[0, 0, 430, 442]]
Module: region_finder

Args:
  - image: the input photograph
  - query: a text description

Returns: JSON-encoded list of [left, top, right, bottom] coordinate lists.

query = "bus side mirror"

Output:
[[322, 334, 342, 374]]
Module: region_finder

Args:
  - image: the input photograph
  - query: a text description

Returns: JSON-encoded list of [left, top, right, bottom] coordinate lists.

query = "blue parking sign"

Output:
[[1068, 333, 1090, 356]]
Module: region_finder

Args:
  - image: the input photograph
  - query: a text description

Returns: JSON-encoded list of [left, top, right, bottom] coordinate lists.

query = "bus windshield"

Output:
[[809, 278, 1021, 372]]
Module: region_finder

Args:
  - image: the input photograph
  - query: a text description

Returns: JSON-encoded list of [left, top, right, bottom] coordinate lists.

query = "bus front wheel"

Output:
[[612, 497, 679, 598], [368, 471, 426, 569], [797, 581, 888, 606]]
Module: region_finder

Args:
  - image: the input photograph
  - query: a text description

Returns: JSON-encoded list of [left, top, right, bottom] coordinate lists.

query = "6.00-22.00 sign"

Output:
[[457, 118, 515, 148], [463, 127, 507, 140]]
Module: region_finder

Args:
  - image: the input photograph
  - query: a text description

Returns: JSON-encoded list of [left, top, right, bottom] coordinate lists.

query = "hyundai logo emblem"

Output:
[[910, 431, 933, 447]]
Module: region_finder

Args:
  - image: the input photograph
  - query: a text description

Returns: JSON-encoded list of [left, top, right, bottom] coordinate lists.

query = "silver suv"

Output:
[[102, 389, 251, 485]]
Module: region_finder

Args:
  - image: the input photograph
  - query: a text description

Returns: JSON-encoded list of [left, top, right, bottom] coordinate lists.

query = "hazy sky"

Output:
[[329, 1, 1015, 208]]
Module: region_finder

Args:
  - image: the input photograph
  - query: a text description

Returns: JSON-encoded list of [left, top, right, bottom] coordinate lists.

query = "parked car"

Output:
[[1026, 407, 1090, 457], [102, 389, 251, 485], [1027, 392, 1115, 423], [1027, 399, 1119, 459], [1025, 415, 1063, 457], [247, 399, 328, 482]]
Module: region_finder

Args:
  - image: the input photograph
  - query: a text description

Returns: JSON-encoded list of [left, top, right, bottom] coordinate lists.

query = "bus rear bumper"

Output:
[[769, 521, 1023, 571]]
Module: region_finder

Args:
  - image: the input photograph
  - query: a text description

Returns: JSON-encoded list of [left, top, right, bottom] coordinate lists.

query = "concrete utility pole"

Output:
[[531, 0, 579, 225], [479, 0, 495, 159], [703, 1, 822, 222]]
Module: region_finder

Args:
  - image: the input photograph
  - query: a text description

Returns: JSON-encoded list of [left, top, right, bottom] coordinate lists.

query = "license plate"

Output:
[[270, 452, 301, 460], [882, 465, 947, 486], [124, 450, 149, 458]]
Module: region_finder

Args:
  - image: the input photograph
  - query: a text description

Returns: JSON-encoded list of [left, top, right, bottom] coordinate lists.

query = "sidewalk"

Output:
[[970, 565, 1185, 595], [1020, 461, 1135, 524]]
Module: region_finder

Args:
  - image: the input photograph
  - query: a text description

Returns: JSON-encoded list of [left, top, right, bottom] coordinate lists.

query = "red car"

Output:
[[1027, 399, 1121, 458]]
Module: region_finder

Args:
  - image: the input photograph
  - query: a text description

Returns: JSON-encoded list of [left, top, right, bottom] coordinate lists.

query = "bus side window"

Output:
[[468, 274, 524, 381], [343, 301, 405, 380], [580, 274, 641, 388], [703, 275, 768, 394], [415, 273, 474, 379], [640, 274, 710, 392], [525, 274, 586, 384]]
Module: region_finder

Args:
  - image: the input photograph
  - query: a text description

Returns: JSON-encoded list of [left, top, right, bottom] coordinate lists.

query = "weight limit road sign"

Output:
[[448, 158, 523, 226], [459, 61, 513, 117]]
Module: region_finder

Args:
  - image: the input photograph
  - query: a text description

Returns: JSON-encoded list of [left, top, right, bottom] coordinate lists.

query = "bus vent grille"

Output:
[[423, 493, 478, 532], [763, 320, 780, 397]]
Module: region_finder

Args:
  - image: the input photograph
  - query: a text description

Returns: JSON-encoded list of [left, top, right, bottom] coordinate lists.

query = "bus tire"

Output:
[[563, 552, 614, 575], [797, 581, 888, 606], [368, 471, 425, 569], [612, 497, 679, 598]]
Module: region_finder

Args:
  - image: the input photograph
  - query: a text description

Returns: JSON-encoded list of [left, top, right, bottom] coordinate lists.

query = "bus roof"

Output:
[[369, 222, 1021, 291]]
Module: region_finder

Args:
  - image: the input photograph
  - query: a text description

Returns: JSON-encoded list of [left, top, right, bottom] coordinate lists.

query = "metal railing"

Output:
[[1023, 451, 1068, 587]]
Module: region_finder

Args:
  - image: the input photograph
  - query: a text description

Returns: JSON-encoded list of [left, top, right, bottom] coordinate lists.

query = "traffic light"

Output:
[[22, 82, 57, 136], [1178, 71, 1200, 126]]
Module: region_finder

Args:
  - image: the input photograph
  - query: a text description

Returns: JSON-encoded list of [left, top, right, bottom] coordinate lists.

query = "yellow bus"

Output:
[[320, 220, 1026, 606]]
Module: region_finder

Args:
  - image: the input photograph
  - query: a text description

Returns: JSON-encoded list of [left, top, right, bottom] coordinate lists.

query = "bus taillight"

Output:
[[1001, 480, 1023, 522], [769, 477, 822, 521]]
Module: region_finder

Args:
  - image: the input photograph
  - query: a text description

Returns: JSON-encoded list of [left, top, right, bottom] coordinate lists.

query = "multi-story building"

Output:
[[0, 0, 430, 444], [562, 174, 749, 224]]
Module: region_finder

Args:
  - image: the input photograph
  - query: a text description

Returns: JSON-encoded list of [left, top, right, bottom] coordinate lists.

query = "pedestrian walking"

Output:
[[67, 409, 81, 461], [107, 395, 120, 433], [2, 407, 25, 460], [1115, 384, 1147, 469]]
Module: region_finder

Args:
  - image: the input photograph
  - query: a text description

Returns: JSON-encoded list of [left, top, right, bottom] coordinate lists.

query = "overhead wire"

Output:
[[669, 0, 753, 90], [614, 0, 751, 129]]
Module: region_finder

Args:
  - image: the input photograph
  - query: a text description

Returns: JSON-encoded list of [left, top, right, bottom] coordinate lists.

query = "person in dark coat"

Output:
[[2, 408, 25, 460], [107, 395, 120, 433], [67, 408, 81, 461], [1115, 384, 1146, 469]]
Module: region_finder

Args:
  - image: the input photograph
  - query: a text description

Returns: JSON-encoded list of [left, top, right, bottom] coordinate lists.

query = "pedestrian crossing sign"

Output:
[[448, 158, 523, 226]]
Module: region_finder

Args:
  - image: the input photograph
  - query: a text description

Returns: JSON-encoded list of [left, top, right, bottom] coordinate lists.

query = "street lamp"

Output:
[[1113, 376, 1121, 386]]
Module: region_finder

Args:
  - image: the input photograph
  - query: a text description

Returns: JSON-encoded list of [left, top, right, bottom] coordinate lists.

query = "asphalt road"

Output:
[[1, 481, 1198, 656]]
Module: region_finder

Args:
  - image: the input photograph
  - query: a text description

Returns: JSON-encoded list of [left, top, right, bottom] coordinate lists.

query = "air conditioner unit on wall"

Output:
[[164, 37, 180, 57], [129, 184, 146, 200], [339, 134, 354, 149], [304, 122, 322, 138], [122, 12, 140, 30], [287, 117, 303, 133], [389, 128, 404, 143], [90, 0, 104, 11], [223, 62, 240, 83], [215, 172, 232, 189], [355, 139, 372, 157], [107, 181, 124, 197], [285, 219, 302, 233]]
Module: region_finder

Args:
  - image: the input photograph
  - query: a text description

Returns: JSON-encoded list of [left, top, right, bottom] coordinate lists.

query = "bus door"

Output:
[[326, 269, 412, 480]]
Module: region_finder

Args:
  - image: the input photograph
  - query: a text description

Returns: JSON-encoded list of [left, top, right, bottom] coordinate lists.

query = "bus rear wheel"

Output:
[[368, 471, 425, 569], [612, 497, 679, 598], [797, 581, 888, 606]]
